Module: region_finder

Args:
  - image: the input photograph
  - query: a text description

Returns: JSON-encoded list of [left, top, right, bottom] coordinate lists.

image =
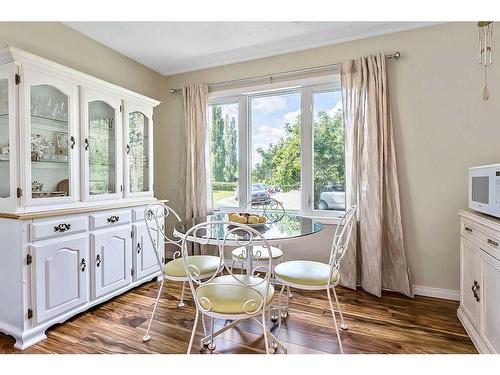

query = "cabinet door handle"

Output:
[[464, 226, 473, 233], [54, 223, 71, 232], [84, 138, 89, 151], [96, 254, 101, 267], [70, 136, 76, 149], [487, 238, 498, 247], [137, 243, 141, 254], [107, 215, 119, 223], [81, 258, 86, 272], [126, 144, 131, 155], [472, 281, 480, 302]]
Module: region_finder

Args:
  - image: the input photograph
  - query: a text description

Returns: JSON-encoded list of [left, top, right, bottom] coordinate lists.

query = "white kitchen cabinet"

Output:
[[91, 226, 132, 298], [458, 210, 500, 353], [479, 252, 500, 352], [31, 235, 88, 323], [0, 46, 163, 350], [133, 222, 161, 281]]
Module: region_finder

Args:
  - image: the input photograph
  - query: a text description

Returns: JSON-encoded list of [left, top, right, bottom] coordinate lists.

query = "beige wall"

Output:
[[0, 22, 166, 192], [161, 22, 500, 293]]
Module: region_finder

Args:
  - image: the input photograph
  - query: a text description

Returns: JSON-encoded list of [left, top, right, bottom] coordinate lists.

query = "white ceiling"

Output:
[[64, 22, 437, 76]]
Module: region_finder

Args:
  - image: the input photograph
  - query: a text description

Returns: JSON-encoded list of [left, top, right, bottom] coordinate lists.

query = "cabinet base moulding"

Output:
[[457, 307, 491, 354]]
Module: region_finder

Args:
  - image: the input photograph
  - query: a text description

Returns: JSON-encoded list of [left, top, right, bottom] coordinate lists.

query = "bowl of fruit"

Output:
[[227, 212, 268, 228]]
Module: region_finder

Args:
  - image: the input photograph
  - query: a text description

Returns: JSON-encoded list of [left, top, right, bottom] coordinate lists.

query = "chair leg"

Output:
[[178, 281, 186, 308], [230, 260, 235, 273], [277, 284, 286, 339], [332, 286, 348, 330], [262, 310, 270, 354], [187, 308, 199, 355], [326, 287, 344, 354], [143, 278, 164, 342], [208, 317, 216, 351], [287, 285, 293, 298]]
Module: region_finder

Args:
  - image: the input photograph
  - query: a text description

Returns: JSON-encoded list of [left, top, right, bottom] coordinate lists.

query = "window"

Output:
[[208, 77, 345, 218], [208, 102, 239, 209]]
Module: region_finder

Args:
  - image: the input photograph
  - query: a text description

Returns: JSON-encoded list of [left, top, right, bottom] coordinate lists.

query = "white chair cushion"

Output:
[[163, 255, 221, 278], [274, 260, 340, 287], [196, 274, 274, 314]]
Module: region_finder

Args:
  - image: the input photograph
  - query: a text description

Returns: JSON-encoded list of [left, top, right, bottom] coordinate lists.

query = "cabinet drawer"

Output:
[[89, 210, 131, 230], [30, 216, 88, 242], [461, 218, 500, 260]]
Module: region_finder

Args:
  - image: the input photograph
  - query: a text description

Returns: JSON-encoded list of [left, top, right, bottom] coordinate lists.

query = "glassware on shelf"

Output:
[[0, 79, 10, 198], [128, 111, 149, 193]]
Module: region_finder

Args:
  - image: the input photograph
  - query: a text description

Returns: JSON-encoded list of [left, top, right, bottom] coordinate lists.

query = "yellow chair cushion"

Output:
[[274, 260, 340, 287], [196, 275, 274, 314], [163, 255, 221, 278], [231, 245, 283, 262]]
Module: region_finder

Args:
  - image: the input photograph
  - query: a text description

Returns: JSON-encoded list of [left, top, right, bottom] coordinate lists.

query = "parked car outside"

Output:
[[318, 184, 346, 211], [234, 183, 271, 202]]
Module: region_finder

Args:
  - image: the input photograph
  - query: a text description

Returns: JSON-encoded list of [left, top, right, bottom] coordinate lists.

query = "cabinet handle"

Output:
[[70, 136, 76, 149], [84, 138, 89, 151], [107, 215, 119, 223], [487, 238, 498, 247], [81, 258, 86, 272], [464, 226, 473, 233], [137, 243, 141, 254], [96, 254, 101, 267], [126, 144, 131, 155], [472, 280, 480, 302], [54, 223, 71, 232]]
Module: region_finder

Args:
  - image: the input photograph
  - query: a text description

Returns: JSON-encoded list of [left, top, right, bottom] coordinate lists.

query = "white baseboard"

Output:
[[412, 285, 460, 301]]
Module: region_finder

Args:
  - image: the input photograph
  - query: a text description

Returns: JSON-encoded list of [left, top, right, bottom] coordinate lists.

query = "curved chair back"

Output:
[[244, 197, 286, 223], [328, 205, 357, 278], [181, 221, 273, 316], [144, 202, 183, 270]]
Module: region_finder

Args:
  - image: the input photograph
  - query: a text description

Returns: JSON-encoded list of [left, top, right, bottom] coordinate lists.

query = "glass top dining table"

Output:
[[173, 212, 323, 273]]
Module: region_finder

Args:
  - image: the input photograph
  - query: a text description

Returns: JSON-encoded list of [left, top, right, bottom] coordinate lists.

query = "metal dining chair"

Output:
[[142, 202, 223, 342], [181, 220, 287, 354], [274, 205, 357, 354]]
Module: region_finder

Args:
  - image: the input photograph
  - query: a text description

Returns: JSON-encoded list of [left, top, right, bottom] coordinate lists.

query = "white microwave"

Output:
[[469, 164, 500, 218]]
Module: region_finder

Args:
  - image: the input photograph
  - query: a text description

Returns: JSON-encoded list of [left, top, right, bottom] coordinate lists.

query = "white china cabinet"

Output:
[[458, 210, 500, 353], [0, 46, 163, 350]]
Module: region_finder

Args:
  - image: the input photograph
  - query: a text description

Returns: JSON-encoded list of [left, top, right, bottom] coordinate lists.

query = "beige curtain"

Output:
[[182, 83, 212, 222], [340, 53, 412, 298]]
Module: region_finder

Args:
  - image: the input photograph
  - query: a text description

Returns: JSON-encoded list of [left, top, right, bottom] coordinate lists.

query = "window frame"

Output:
[[208, 75, 345, 223]]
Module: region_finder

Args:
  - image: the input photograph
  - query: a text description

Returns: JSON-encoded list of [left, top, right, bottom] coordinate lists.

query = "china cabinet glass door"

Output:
[[24, 68, 78, 205], [82, 89, 122, 200], [124, 102, 153, 197], [0, 66, 14, 202]]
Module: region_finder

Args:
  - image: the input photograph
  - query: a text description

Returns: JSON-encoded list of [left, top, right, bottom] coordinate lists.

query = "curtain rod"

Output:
[[169, 51, 400, 94]]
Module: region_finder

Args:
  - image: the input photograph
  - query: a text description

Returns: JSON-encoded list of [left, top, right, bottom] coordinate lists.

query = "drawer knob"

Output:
[[107, 215, 120, 223], [465, 226, 473, 233], [54, 223, 71, 232], [487, 238, 498, 247]]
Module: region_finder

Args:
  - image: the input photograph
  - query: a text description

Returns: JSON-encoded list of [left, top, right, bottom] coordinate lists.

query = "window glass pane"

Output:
[[313, 90, 345, 212], [251, 92, 301, 212], [0, 79, 9, 198], [209, 103, 239, 209]]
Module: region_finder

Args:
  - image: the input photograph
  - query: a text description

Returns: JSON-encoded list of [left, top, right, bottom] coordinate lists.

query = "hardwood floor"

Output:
[[0, 279, 477, 354]]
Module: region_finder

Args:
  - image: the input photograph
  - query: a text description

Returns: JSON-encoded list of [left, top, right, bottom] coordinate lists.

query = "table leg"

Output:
[[245, 245, 253, 274]]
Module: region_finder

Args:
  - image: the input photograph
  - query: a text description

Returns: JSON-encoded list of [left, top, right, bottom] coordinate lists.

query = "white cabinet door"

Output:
[[123, 101, 154, 198], [32, 235, 88, 323], [480, 252, 500, 353], [22, 67, 79, 206], [460, 237, 480, 328], [91, 226, 132, 298], [81, 88, 123, 201], [133, 222, 161, 280]]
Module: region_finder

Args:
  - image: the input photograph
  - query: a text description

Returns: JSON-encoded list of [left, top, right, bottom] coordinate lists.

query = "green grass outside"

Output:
[[212, 189, 234, 202]]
